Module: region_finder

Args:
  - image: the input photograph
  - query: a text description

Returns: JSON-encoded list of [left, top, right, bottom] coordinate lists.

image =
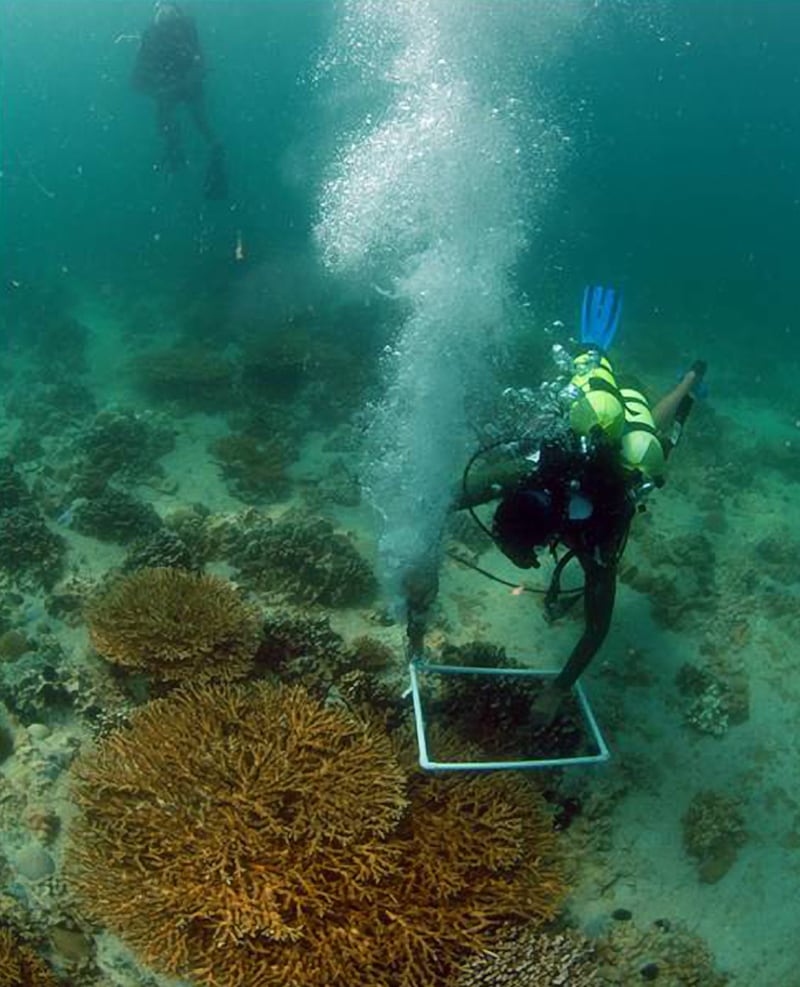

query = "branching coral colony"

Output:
[[66, 682, 564, 987], [86, 567, 262, 682], [0, 925, 61, 987]]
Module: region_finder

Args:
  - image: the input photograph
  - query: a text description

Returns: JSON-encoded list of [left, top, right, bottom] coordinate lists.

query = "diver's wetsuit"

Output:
[[132, 6, 226, 197], [132, 14, 204, 101], [460, 430, 636, 693]]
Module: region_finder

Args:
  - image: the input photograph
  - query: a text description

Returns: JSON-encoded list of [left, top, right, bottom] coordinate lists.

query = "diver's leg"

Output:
[[188, 93, 228, 199], [530, 559, 616, 727], [156, 96, 185, 171], [652, 367, 699, 431], [187, 92, 216, 146]]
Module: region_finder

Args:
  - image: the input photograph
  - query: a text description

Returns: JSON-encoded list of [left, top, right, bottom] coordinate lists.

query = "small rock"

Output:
[[27, 722, 50, 741], [14, 843, 55, 881], [0, 629, 30, 661], [0, 725, 13, 763], [51, 925, 93, 963], [150, 475, 179, 495]]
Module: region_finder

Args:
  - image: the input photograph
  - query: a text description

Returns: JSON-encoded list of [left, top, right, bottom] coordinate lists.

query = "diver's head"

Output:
[[154, 1, 182, 24], [492, 489, 558, 569]]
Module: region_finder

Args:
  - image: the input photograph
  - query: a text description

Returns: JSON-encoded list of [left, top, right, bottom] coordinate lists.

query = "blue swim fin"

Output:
[[581, 285, 622, 352]]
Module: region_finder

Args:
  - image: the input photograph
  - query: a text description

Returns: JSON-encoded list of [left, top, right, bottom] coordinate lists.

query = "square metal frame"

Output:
[[408, 660, 611, 771]]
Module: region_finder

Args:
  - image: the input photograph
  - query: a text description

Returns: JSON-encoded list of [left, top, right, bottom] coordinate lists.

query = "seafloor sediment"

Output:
[[0, 286, 797, 986]]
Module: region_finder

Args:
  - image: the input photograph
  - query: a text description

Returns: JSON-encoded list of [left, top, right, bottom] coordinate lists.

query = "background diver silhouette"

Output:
[[132, 1, 227, 200], [404, 286, 707, 726]]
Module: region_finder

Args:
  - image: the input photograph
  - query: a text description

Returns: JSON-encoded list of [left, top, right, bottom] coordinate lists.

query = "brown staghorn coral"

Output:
[[363, 768, 565, 985], [0, 925, 60, 987], [66, 682, 564, 987], [86, 567, 261, 682], [66, 683, 408, 983]]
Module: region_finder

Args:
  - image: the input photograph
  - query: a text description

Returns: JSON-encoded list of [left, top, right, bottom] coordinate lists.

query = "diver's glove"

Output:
[[663, 359, 708, 460], [581, 284, 622, 352], [529, 682, 569, 729], [678, 359, 709, 399]]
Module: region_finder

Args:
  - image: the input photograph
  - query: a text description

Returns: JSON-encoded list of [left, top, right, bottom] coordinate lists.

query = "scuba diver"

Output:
[[405, 285, 706, 725], [132, 1, 227, 199]]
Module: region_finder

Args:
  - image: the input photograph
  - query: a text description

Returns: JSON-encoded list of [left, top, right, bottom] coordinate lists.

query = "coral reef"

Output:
[[44, 573, 97, 628], [70, 409, 175, 489], [0, 459, 65, 590], [11, 307, 90, 379], [622, 530, 717, 630], [0, 629, 31, 662], [682, 791, 747, 884], [239, 327, 319, 400], [163, 504, 218, 565], [0, 509, 65, 590], [0, 924, 61, 986], [301, 457, 361, 510], [455, 927, 598, 986], [675, 661, 749, 737], [210, 433, 296, 503], [257, 614, 402, 717], [429, 641, 595, 764], [237, 323, 377, 426], [8, 427, 44, 466], [0, 458, 29, 511], [596, 917, 729, 985], [344, 634, 396, 671], [258, 608, 347, 670], [86, 567, 261, 683], [134, 345, 236, 408], [121, 528, 199, 573], [66, 682, 564, 987], [256, 608, 352, 700], [227, 401, 310, 445], [337, 670, 407, 731], [230, 512, 376, 607], [5, 380, 96, 440], [0, 639, 74, 725], [0, 629, 130, 736], [71, 487, 161, 544]]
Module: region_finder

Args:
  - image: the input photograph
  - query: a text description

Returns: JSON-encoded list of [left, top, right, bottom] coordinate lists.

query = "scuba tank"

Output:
[[618, 386, 665, 484], [567, 352, 625, 440], [567, 351, 665, 484]]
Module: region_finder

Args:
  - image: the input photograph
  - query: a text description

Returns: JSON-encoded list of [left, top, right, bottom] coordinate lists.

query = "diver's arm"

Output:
[[552, 557, 616, 693], [131, 25, 160, 92], [180, 17, 206, 81], [455, 458, 533, 510]]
